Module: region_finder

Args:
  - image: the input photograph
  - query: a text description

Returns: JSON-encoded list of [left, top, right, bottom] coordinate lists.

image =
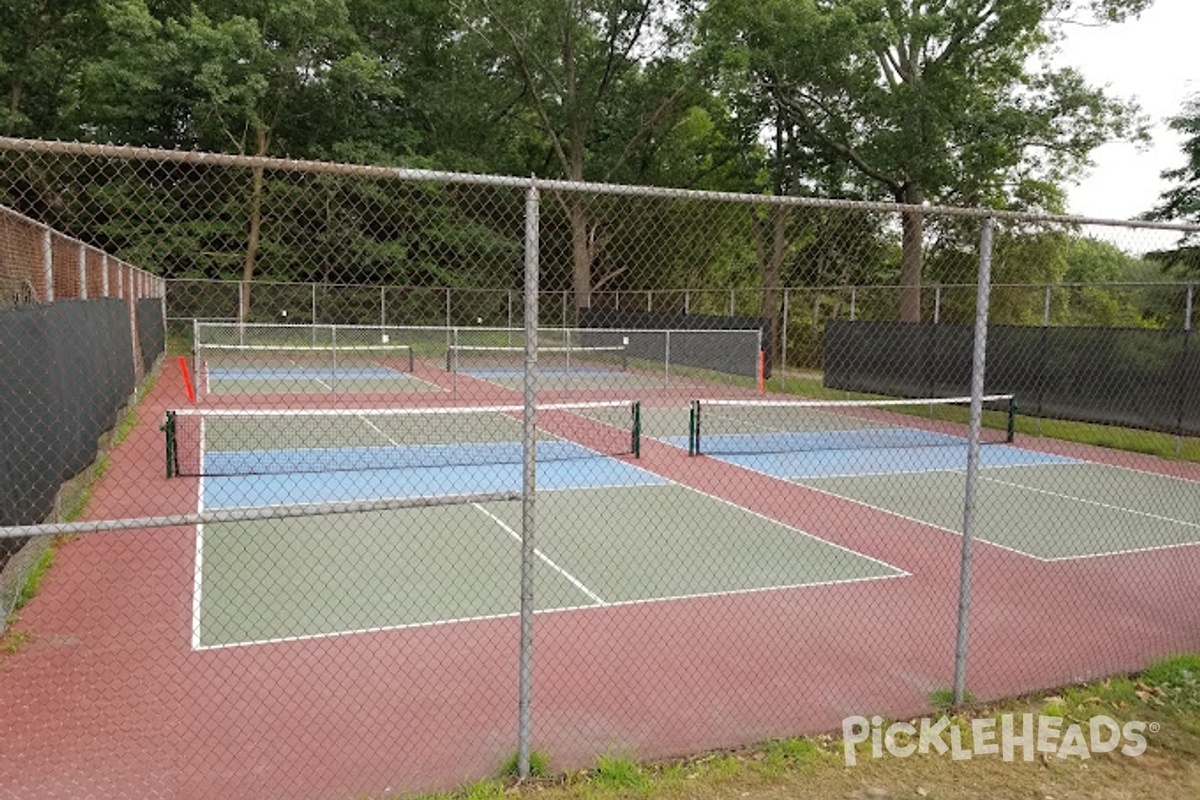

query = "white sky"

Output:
[[1057, 0, 1200, 221]]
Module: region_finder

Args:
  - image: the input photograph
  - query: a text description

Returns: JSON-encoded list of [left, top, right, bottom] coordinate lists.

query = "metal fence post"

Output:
[[78, 244, 87, 299], [517, 180, 540, 779], [953, 216, 995, 706], [41, 229, 53, 302]]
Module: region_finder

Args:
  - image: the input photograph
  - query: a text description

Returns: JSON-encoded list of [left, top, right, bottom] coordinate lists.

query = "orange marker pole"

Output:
[[178, 356, 197, 404], [758, 350, 766, 395]]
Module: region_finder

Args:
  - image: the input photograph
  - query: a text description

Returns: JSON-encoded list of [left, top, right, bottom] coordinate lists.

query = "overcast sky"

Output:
[[1056, 0, 1200, 221]]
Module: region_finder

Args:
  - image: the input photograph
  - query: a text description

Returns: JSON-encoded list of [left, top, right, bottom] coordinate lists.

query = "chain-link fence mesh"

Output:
[[2, 137, 1200, 799]]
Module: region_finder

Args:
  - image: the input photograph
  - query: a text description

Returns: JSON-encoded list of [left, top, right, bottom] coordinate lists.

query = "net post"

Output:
[[161, 411, 177, 479], [664, 329, 671, 388], [331, 325, 339, 399], [1006, 395, 1016, 443], [688, 399, 700, 456], [406, 344, 415, 374], [631, 401, 641, 458], [191, 317, 200, 400]]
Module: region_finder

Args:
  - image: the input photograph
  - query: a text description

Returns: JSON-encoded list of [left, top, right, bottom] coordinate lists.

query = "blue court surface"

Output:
[[203, 449, 663, 509], [662, 432, 1078, 480]]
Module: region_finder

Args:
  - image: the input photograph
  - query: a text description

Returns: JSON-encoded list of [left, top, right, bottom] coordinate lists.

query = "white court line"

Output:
[[610, 483, 911, 577], [981, 474, 1199, 530], [530, 416, 912, 576], [192, 408, 909, 651], [737, 454, 1077, 483], [471, 503, 608, 605], [355, 414, 399, 445], [192, 572, 908, 652], [695, 451, 1054, 562], [191, 417, 206, 651]]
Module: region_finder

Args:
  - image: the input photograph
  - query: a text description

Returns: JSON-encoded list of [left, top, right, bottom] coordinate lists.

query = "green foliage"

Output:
[[929, 688, 975, 711], [13, 547, 54, 612], [698, 0, 1147, 319], [497, 750, 550, 779], [591, 753, 648, 791], [762, 737, 819, 768], [1141, 655, 1200, 709]]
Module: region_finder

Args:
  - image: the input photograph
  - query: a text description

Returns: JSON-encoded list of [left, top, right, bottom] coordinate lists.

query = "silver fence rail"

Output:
[[1, 137, 1199, 800]]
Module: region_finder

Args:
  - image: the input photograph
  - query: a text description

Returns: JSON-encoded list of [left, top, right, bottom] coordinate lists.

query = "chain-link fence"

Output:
[[2, 137, 1199, 800], [0, 200, 165, 630]]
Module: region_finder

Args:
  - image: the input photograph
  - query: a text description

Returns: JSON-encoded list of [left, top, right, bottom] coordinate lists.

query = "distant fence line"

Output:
[[164, 278, 1197, 384]]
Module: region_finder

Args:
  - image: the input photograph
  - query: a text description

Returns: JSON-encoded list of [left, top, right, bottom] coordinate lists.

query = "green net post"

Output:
[[160, 411, 177, 478], [1007, 396, 1017, 443], [687, 400, 698, 456], [631, 401, 641, 458]]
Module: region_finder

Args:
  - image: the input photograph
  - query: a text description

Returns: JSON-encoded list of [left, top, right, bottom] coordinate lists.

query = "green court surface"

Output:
[[195, 485, 903, 649], [206, 374, 442, 395], [799, 462, 1200, 561], [460, 368, 692, 393]]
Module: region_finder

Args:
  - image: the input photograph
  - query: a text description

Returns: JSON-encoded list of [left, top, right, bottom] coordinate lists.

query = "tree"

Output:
[[700, 0, 1149, 321], [452, 0, 702, 312], [0, 0, 108, 137], [1147, 94, 1200, 280]]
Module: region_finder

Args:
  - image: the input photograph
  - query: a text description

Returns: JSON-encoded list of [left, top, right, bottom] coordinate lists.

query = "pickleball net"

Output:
[[687, 394, 1015, 457], [445, 344, 627, 374], [196, 342, 415, 374], [163, 401, 641, 477]]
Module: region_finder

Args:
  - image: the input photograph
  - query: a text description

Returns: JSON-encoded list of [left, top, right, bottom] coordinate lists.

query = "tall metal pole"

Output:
[[953, 216, 995, 706], [516, 180, 540, 778]]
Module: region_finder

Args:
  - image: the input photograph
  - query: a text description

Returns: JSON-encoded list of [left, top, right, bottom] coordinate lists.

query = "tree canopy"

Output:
[[697, 0, 1151, 319], [0, 0, 1182, 326], [1147, 93, 1200, 279]]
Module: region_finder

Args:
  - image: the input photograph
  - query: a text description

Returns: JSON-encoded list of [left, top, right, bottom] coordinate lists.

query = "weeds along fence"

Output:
[[1, 136, 1199, 800]]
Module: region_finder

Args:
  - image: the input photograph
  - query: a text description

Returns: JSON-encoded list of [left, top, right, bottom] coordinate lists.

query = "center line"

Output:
[[472, 504, 608, 606]]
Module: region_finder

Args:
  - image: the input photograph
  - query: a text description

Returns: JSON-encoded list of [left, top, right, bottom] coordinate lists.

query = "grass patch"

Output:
[[928, 687, 977, 711], [498, 750, 551, 779], [590, 753, 648, 792], [0, 626, 30, 653], [12, 546, 54, 612]]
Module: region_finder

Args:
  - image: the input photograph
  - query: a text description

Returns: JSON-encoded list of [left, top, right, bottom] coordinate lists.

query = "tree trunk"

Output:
[[240, 131, 268, 321], [898, 182, 924, 323], [569, 200, 592, 316], [757, 205, 787, 372]]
